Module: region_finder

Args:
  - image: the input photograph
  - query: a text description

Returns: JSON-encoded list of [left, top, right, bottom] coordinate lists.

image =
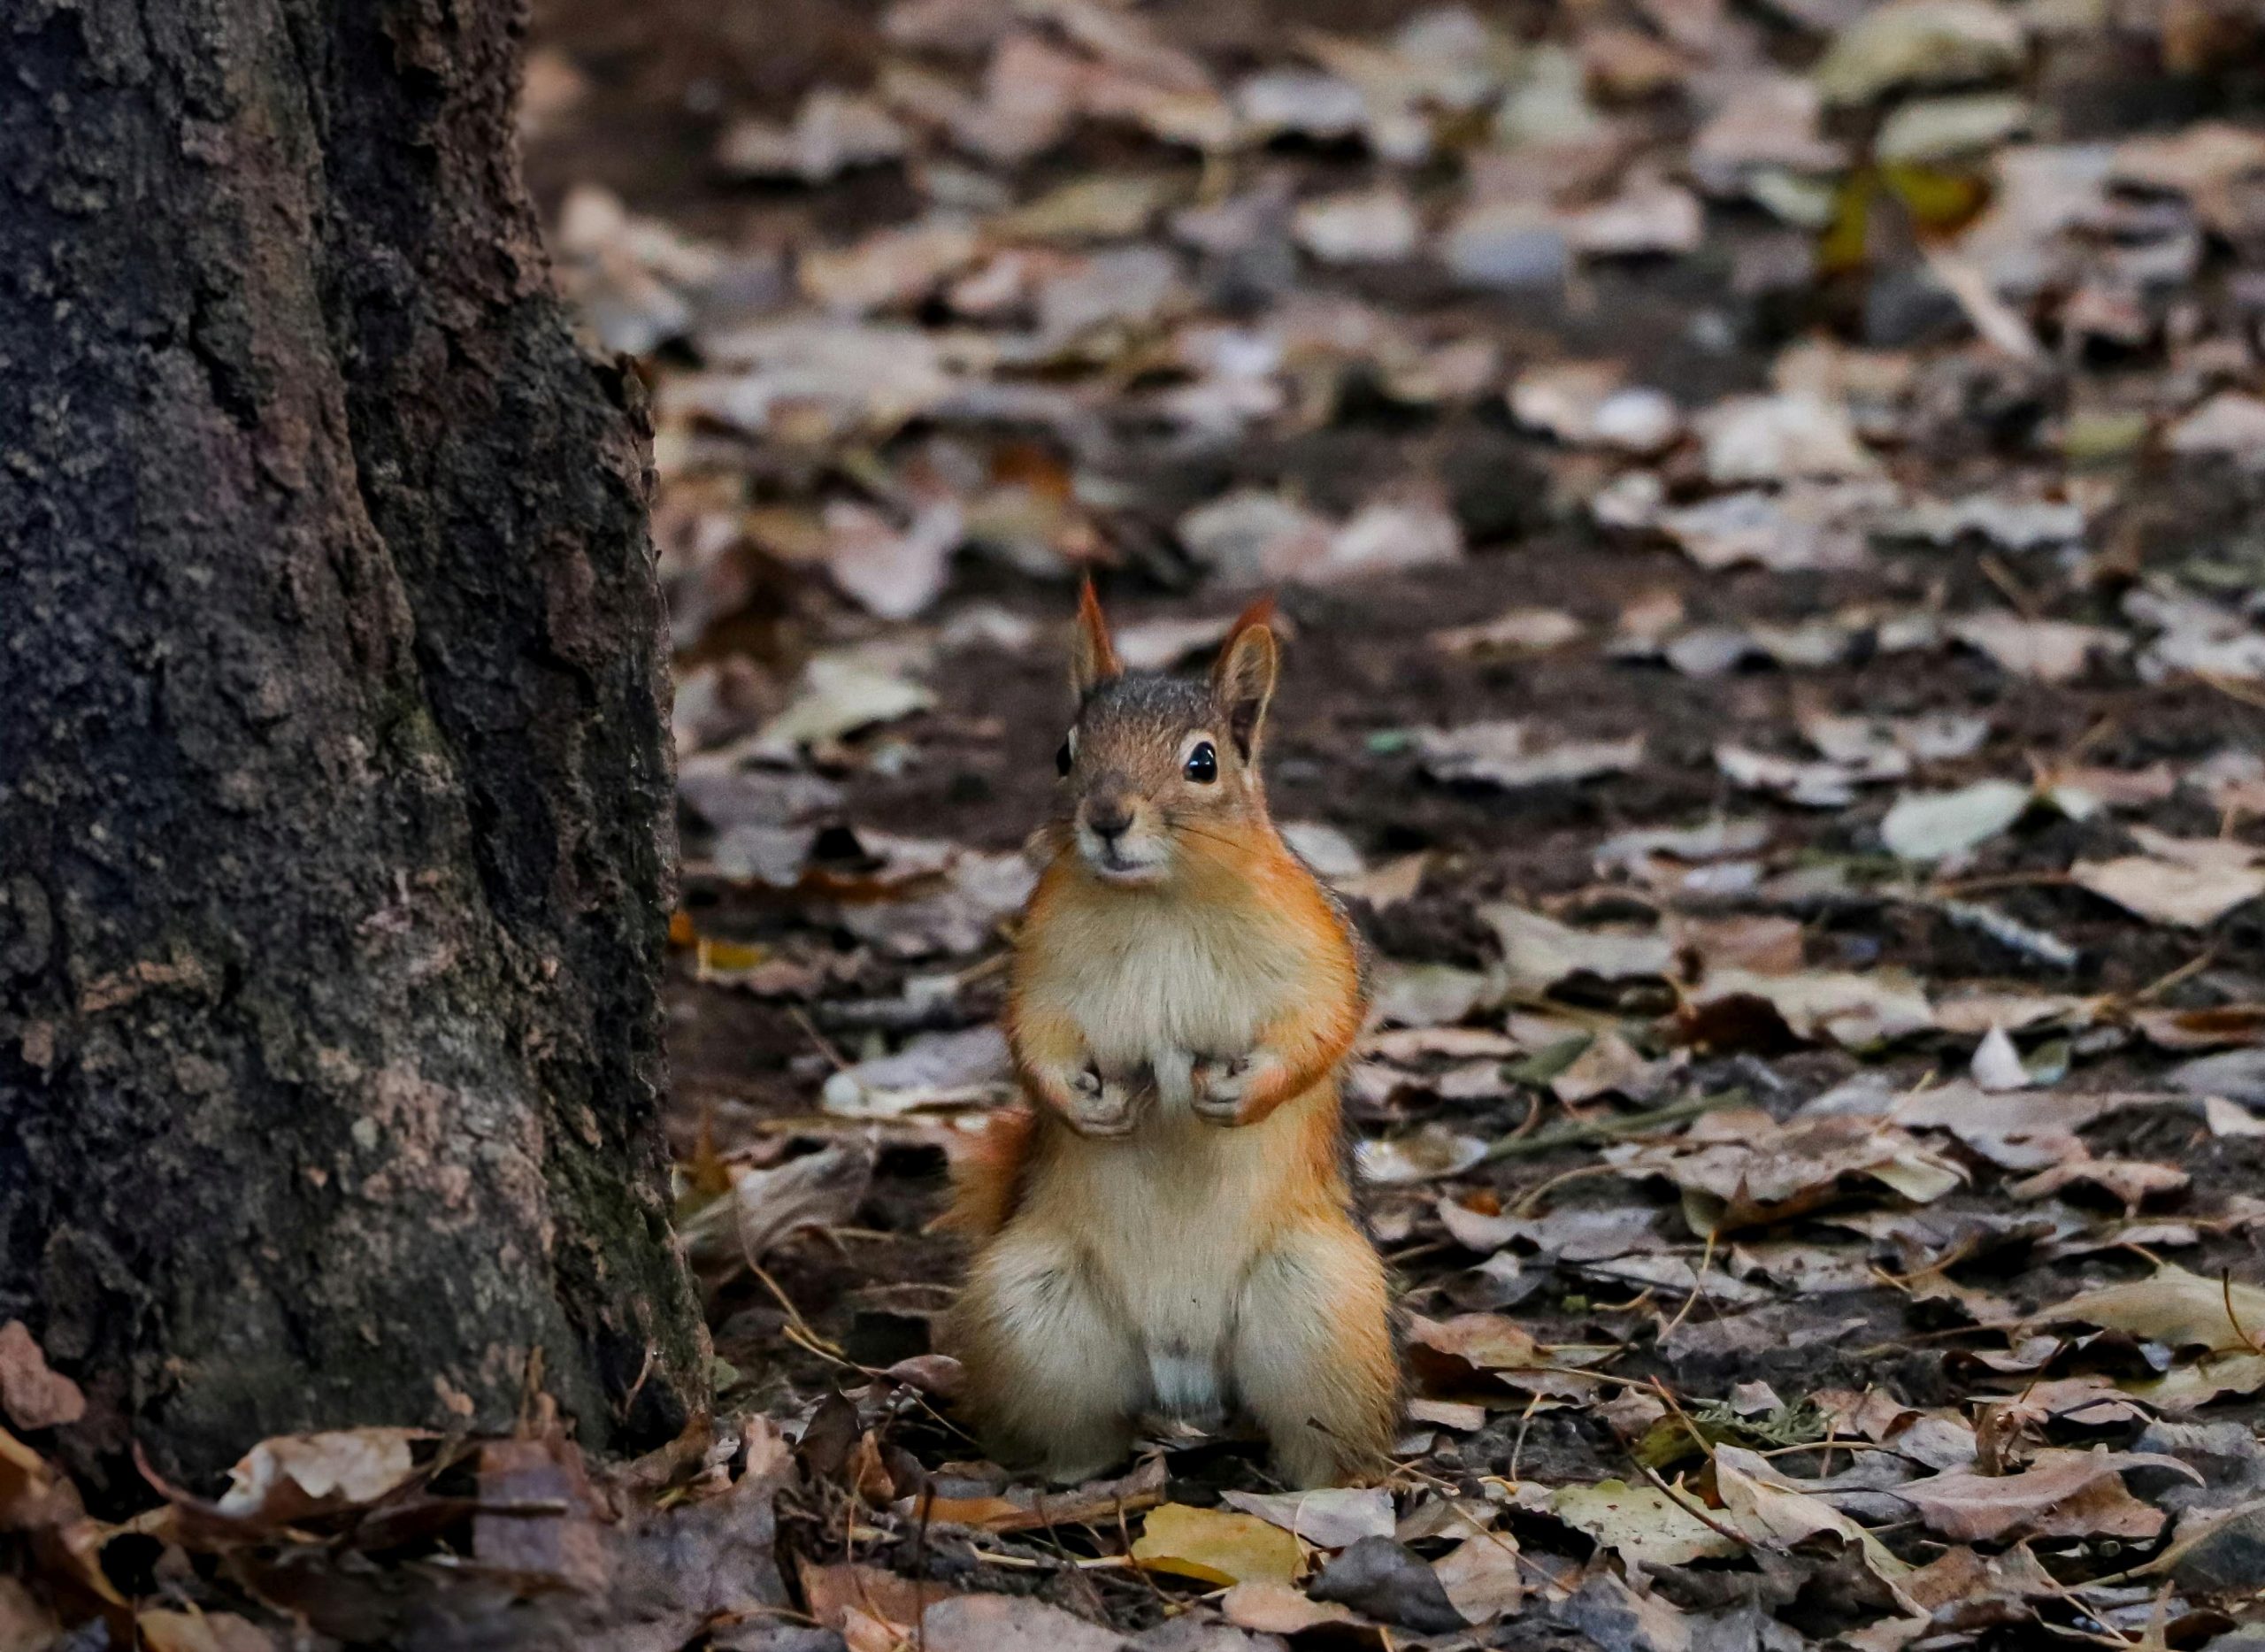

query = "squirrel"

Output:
[[941, 580, 1398, 1490]]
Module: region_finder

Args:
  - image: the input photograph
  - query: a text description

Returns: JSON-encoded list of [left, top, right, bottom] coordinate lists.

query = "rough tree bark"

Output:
[[0, 0, 708, 1493]]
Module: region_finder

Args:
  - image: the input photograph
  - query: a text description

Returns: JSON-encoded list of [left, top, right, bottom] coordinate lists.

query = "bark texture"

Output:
[[0, 0, 707, 1492]]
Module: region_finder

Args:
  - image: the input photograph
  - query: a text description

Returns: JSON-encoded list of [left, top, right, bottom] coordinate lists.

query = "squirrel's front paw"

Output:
[[1191, 1055, 1269, 1126], [1063, 1065, 1140, 1138]]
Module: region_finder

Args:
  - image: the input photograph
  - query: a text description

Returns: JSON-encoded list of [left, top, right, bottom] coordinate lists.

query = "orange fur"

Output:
[[941, 1107, 1037, 1237], [942, 592, 1396, 1487]]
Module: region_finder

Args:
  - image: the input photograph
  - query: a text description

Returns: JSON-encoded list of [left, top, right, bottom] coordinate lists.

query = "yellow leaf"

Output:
[[1132, 1502, 1303, 1587], [1880, 162, 1989, 230], [696, 937, 770, 976], [1817, 169, 1874, 277]]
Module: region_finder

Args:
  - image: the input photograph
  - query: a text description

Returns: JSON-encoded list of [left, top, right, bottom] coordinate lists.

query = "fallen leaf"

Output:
[[2029, 1264, 2265, 1353], [822, 1026, 1012, 1118], [1700, 393, 1877, 484], [823, 496, 964, 620], [1486, 904, 1673, 994], [1880, 780, 2031, 863], [2166, 391, 2265, 457], [909, 1457, 1167, 1534], [1417, 724, 1645, 789], [1220, 1580, 1361, 1634], [2072, 855, 2265, 928], [1897, 1448, 2194, 1542], [799, 215, 981, 314], [136, 1611, 276, 1652], [798, 1559, 944, 1636], [1949, 613, 2127, 682], [1969, 1026, 2031, 1092], [1813, 0, 2024, 106], [727, 1141, 878, 1263], [0, 1323, 84, 1433], [1220, 1487, 1395, 1548], [921, 1593, 1127, 1652], [718, 89, 910, 183], [1294, 187, 1423, 265], [1308, 1536, 1465, 1634], [754, 650, 935, 754], [1713, 1447, 1914, 1595], [1357, 1125, 1489, 1185], [1133, 1502, 1303, 1587], [2008, 1157, 2189, 1205], [1684, 967, 1935, 1048], [1553, 1479, 1742, 1566], [216, 1429, 426, 1522], [1660, 486, 1884, 572], [1432, 1532, 1524, 1625], [1432, 607, 1586, 656]]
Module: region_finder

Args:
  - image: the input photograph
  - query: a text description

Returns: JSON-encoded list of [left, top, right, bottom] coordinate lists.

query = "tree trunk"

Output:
[[0, 0, 708, 1494]]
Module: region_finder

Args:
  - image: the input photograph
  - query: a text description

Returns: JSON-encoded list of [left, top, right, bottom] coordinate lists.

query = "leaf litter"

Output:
[[15, 0, 2265, 1645]]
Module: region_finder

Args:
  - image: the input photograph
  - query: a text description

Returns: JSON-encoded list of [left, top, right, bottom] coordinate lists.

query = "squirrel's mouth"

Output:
[[1079, 832, 1171, 886]]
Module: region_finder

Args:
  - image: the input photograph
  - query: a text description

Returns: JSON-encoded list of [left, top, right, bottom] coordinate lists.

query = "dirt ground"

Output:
[[497, 0, 2265, 1643]]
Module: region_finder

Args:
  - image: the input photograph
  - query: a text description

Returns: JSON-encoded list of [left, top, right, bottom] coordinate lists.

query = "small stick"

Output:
[[1482, 1090, 1745, 1164]]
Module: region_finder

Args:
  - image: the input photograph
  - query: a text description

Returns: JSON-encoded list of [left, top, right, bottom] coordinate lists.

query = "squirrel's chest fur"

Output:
[[1019, 872, 1315, 1083], [1004, 858, 1354, 1414]]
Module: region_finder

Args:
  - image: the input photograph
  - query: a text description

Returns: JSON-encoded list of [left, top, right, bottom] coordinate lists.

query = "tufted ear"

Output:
[[1071, 576, 1122, 698], [1210, 595, 1278, 759]]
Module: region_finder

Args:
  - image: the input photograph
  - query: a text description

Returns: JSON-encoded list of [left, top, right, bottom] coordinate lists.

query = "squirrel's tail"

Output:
[[938, 1106, 1037, 1237]]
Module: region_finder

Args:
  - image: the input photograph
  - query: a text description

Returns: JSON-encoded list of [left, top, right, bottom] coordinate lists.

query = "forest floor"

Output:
[[539, 0, 2265, 1646], [12, 1, 2265, 1649]]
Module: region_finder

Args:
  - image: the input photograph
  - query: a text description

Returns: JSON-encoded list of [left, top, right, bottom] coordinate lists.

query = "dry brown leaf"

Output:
[[2072, 854, 2265, 929], [2028, 1264, 2265, 1352], [1220, 1579, 1362, 1634], [0, 1323, 84, 1433], [1552, 1479, 1740, 1566], [1683, 967, 1934, 1049], [1897, 1448, 2194, 1542], [135, 1611, 275, 1652], [921, 1592, 1126, 1652], [2007, 1156, 2189, 1206], [215, 1428, 426, 1523], [798, 1558, 945, 1636], [906, 1456, 1164, 1533], [1220, 1486, 1395, 1548]]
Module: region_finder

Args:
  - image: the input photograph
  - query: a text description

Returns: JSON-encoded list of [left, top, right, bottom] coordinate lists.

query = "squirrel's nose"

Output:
[[1085, 800, 1133, 841]]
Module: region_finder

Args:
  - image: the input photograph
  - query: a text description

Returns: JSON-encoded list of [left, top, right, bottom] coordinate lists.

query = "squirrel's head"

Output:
[[1050, 580, 1280, 889]]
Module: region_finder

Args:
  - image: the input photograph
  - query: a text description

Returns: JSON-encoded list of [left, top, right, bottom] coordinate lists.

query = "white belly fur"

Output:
[[1019, 894, 1327, 1418], [1025, 1102, 1317, 1420]]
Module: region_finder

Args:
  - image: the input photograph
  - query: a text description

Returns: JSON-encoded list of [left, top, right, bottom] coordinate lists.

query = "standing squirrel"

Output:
[[941, 581, 1398, 1489]]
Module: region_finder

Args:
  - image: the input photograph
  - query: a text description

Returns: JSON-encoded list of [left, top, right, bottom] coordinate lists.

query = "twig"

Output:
[[1511, 1161, 1629, 1217], [788, 1006, 852, 1072], [1657, 1225, 1721, 1342], [1635, 1459, 1749, 1551], [1483, 1090, 1745, 1164], [2198, 671, 2265, 712], [2223, 1268, 2265, 1356], [1927, 870, 2077, 899], [2131, 947, 2217, 1003]]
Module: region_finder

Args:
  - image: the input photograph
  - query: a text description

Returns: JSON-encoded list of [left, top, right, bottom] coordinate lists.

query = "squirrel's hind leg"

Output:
[[946, 1232, 1143, 1483], [1231, 1218, 1398, 1488]]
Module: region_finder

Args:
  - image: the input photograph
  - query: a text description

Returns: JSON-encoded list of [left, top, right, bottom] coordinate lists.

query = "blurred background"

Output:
[[517, 0, 2265, 1484]]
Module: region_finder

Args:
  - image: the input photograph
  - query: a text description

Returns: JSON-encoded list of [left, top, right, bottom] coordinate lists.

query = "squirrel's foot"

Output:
[[1063, 1064, 1140, 1137], [1191, 1055, 1275, 1126]]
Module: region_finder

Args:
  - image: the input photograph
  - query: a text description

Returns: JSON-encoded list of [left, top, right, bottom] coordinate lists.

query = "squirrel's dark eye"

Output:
[[1056, 741, 1073, 777], [1184, 741, 1217, 784]]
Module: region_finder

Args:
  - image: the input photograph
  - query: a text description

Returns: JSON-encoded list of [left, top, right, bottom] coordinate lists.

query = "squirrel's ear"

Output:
[[1211, 595, 1279, 758], [1071, 576, 1123, 697]]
